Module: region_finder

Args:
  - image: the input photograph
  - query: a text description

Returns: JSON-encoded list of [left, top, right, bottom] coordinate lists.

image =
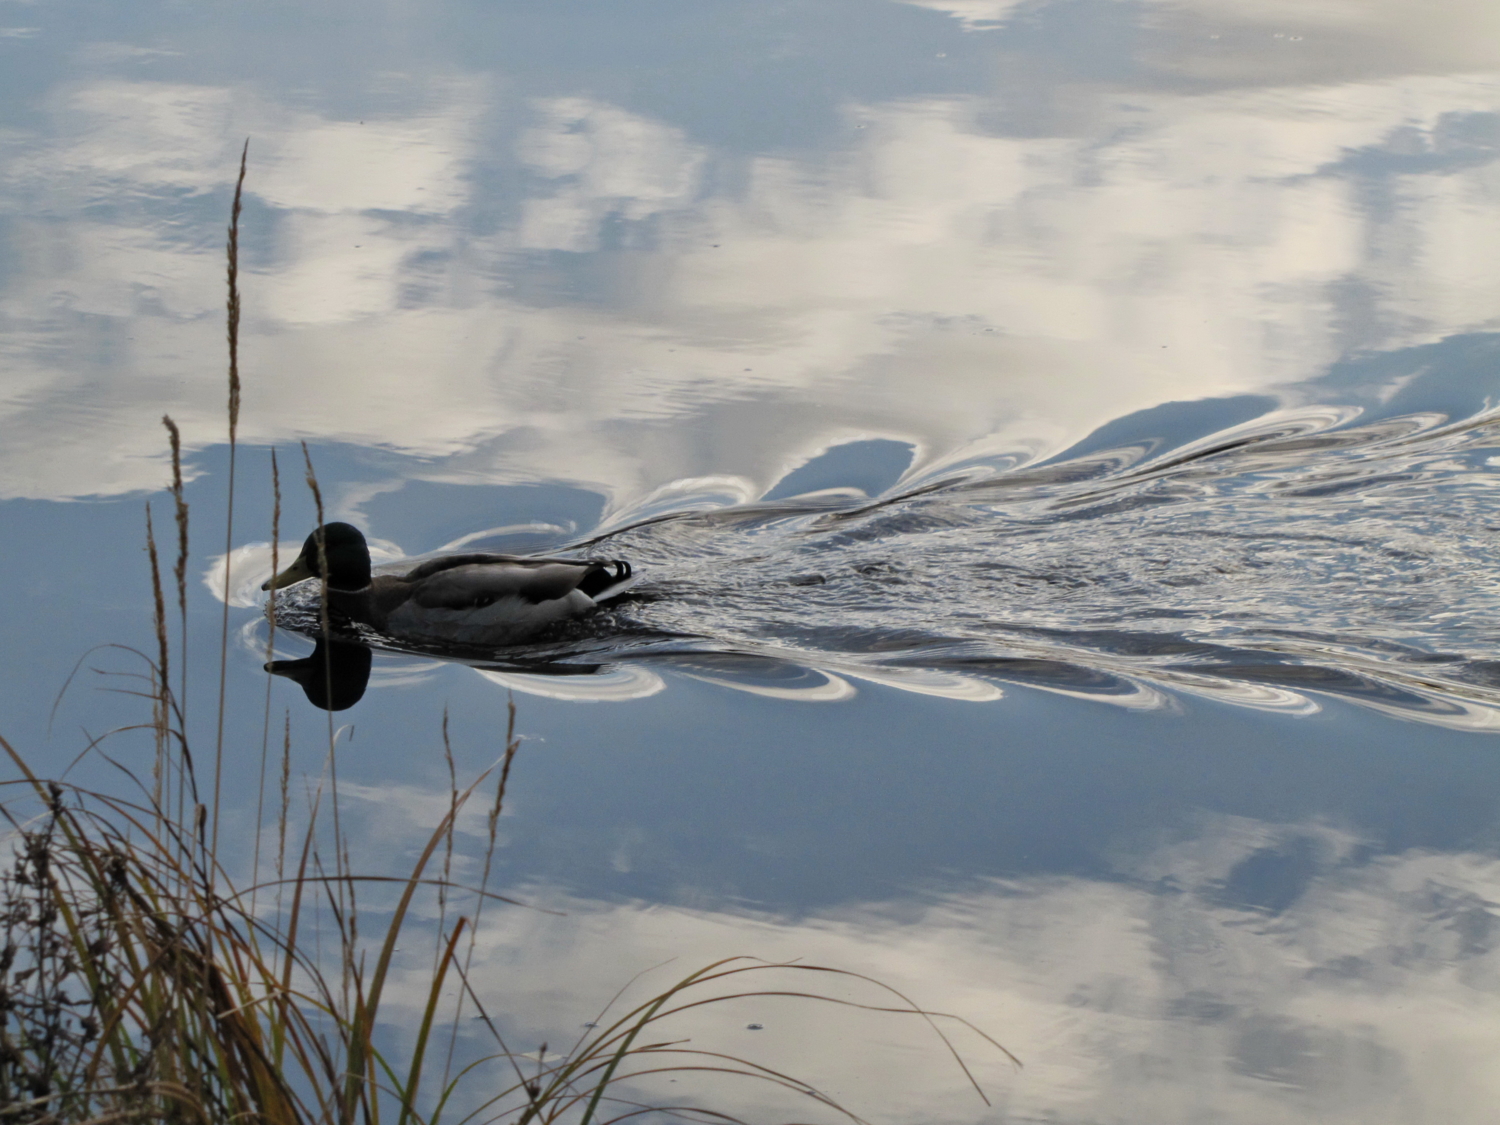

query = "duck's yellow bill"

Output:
[[262, 555, 315, 591]]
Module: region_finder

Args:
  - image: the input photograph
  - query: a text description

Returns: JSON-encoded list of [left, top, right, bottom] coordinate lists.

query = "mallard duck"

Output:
[[261, 522, 634, 645]]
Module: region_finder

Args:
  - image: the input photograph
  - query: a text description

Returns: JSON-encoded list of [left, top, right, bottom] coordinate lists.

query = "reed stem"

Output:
[[213, 140, 249, 860]]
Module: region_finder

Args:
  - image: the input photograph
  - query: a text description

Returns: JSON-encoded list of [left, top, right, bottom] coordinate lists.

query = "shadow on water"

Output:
[[258, 383, 1500, 724]]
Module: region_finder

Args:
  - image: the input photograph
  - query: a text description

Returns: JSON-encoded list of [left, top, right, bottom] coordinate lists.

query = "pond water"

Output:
[[5, 0, 1500, 1120]]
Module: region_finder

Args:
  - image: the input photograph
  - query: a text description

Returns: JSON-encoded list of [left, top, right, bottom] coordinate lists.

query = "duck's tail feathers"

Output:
[[579, 560, 637, 602]]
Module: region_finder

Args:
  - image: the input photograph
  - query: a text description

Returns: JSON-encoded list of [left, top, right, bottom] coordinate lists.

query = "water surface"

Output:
[[4, 0, 1500, 1120]]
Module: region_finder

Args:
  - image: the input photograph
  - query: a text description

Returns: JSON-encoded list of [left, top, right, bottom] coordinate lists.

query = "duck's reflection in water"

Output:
[[266, 636, 611, 711], [265, 640, 374, 711]]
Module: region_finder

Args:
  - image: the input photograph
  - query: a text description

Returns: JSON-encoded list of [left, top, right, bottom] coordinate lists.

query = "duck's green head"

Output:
[[262, 522, 373, 592]]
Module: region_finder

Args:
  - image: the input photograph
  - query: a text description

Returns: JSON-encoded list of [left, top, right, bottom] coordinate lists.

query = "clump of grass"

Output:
[[0, 147, 1014, 1125], [0, 768, 295, 1123], [0, 738, 1010, 1124], [0, 717, 526, 1124]]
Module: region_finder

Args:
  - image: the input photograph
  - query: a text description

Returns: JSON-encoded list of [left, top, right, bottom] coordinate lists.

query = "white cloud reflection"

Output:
[[516, 97, 705, 253], [1, 4, 1499, 504], [1142, 0, 1500, 83], [897, 0, 1029, 30], [370, 812, 1500, 1123]]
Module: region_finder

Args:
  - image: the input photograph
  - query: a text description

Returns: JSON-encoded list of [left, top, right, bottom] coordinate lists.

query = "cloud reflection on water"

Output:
[[2, 0, 1499, 507], [6, 7, 1500, 1117], [370, 809, 1500, 1124]]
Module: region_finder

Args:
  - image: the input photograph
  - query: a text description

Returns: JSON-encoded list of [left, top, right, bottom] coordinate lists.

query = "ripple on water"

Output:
[[258, 406, 1500, 725]]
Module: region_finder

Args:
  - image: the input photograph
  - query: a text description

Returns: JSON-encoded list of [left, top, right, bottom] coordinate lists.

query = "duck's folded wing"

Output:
[[409, 563, 595, 610], [403, 552, 548, 580]]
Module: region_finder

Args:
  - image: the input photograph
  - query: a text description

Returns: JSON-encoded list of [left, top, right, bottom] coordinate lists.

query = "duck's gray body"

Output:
[[265, 526, 634, 646], [338, 553, 631, 644]]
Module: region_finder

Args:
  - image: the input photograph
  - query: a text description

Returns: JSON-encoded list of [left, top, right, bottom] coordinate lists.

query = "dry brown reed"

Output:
[[213, 140, 250, 858], [253, 448, 282, 915], [162, 416, 189, 710]]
